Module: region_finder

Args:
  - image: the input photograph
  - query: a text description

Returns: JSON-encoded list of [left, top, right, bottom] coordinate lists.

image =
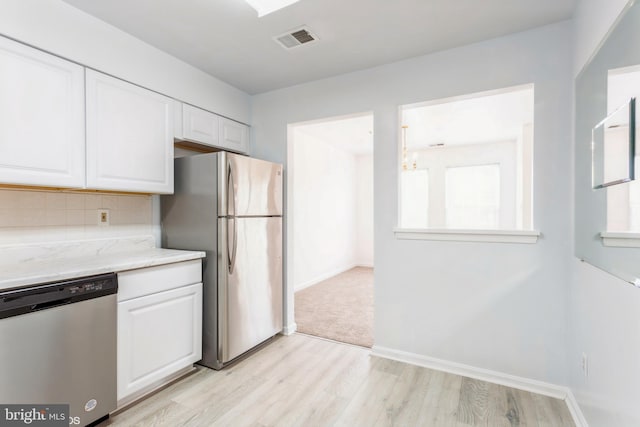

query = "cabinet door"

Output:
[[0, 37, 85, 188], [219, 117, 249, 153], [182, 103, 219, 146], [117, 282, 202, 401], [86, 70, 174, 193]]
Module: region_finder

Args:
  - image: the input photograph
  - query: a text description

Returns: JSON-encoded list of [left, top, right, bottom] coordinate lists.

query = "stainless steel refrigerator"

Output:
[[161, 151, 283, 370]]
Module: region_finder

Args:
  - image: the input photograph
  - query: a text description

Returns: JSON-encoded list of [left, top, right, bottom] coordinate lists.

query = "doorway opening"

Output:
[[287, 112, 374, 347]]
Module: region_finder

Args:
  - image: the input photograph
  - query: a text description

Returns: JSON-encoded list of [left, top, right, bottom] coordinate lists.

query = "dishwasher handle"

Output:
[[31, 297, 73, 312]]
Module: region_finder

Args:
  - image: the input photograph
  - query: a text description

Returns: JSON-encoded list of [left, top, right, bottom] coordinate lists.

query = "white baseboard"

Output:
[[371, 345, 587, 426], [355, 262, 374, 268], [282, 322, 297, 336], [565, 389, 589, 427], [372, 345, 567, 399], [294, 264, 358, 292]]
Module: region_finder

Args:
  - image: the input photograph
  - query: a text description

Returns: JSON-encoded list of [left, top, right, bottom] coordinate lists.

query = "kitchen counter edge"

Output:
[[0, 248, 206, 292]]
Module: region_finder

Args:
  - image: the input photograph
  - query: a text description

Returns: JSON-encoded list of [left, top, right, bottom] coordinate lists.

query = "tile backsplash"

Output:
[[0, 188, 155, 245]]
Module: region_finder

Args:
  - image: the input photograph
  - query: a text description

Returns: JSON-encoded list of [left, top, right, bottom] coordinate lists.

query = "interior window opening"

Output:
[[398, 84, 534, 231]]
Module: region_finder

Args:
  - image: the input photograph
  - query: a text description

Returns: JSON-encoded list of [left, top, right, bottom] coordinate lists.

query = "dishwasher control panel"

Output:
[[0, 273, 118, 320], [68, 278, 112, 294]]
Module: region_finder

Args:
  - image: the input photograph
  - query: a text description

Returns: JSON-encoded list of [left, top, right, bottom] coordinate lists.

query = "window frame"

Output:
[[603, 65, 640, 245], [395, 84, 540, 244]]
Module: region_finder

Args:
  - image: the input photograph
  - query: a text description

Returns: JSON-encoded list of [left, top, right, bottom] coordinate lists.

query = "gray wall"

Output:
[[569, 0, 640, 425], [0, 0, 250, 123], [252, 21, 573, 385]]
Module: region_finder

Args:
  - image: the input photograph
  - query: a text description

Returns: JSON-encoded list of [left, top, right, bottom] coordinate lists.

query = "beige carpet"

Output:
[[294, 267, 374, 348]]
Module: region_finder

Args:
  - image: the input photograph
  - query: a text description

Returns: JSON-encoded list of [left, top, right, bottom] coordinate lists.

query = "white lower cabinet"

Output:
[[117, 260, 202, 402]]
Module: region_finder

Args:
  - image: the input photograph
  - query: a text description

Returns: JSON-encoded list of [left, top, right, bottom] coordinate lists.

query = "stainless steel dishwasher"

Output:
[[0, 273, 118, 426]]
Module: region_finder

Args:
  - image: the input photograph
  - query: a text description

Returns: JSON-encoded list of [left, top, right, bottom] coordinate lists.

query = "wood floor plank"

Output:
[[227, 334, 315, 381], [456, 377, 490, 426], [413, 369, 464, 426], [100, 334, 575, 427], [323, 349, 372, 399], [532, 392, 575, 427], [207, 376, 285, 427], [372, 363, 433, 426], [512, 388, 540, 427], [431, 371, 463, 426], [264, 341, 376, 427], [175, 373, 266, 425], [504, 388, 524, 427], [287, 345, 372, 426], [547, 396, 575, 427], [109, 399, 194, 427], [371, 355, 407, 376], [485, 383, 517, 427], [415, 369, 447, 423], [257, 342, 348, 426], [288, 391, 350, 427], [333, 366, 399, 426], [106, 369, 210, 426]]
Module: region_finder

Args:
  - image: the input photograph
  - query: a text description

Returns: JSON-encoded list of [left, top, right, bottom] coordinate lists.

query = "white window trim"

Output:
[[398, 85, 535, 233], [600, 231, 640, 247], [394, 228, 540, 244]]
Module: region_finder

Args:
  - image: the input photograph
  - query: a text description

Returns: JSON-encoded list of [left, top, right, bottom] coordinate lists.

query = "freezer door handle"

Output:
[[227, 159, 236, 217]]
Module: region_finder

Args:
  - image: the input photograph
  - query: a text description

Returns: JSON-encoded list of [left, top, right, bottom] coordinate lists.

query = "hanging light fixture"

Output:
[[401, 125, 417, 171]]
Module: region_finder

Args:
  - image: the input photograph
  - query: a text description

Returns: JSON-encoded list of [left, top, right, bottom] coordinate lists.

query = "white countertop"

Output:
[[0, 236, 205, 291]]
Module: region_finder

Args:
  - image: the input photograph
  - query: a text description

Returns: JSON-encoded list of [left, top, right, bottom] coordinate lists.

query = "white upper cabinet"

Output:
[[181, 103, 220, 147], [219, 116, 249, 153], [0, 37, 85, 188], [86, 70, 174, 194], [178, 103, 248, 153]]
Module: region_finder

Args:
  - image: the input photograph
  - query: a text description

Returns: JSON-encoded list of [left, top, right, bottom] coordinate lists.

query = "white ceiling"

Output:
[[293, 113, 373, 155], [61, 0, 575, 95], [402, 86, 534, 148], [287, 87, 533, 154]]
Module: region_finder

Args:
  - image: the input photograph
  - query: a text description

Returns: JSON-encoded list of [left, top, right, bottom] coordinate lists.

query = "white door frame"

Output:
[[283, 111, 374, 335]]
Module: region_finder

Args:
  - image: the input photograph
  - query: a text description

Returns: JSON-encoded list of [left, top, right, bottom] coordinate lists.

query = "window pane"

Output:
[[446, 164, 500, 229], [400, 169, 428, 228]]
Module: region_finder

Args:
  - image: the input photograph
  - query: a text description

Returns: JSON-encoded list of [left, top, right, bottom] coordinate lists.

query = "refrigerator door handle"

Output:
[[229, 218, 238, 275], [227, 160, 238, 274]]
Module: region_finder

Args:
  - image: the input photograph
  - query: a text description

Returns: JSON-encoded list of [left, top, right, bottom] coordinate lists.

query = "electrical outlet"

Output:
[[581, 353, 588, 378], [98, 209, 110, 226]]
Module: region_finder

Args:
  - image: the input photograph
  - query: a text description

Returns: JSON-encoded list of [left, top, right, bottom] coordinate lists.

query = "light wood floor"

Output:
[[101, 334, 575, 427]]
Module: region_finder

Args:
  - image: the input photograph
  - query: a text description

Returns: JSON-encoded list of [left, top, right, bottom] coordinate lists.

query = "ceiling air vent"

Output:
[[274, 26, 318, 50]]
